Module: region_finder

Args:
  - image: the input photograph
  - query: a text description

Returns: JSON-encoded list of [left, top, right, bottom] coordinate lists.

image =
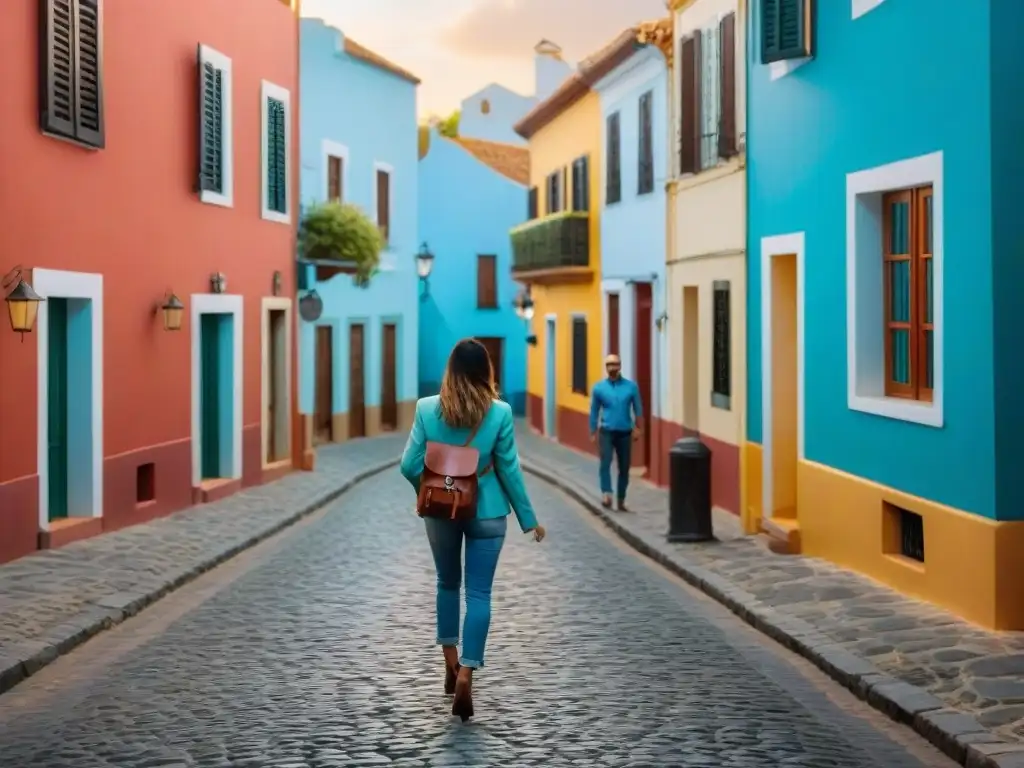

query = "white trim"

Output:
[[852, 0, 886, 19], [198, 45, 234, 208], [321, 139, 349, 201], [260, 80, 291, 224], [261, 297, 293, 468], [190, 293, 244, 486], [846, 150, 943, 428], [760, 233, 805, 522], [34, 269, 104, 531], [593, 46, 665, 107]]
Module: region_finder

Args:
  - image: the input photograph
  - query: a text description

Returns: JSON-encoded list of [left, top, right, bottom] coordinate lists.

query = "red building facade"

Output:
[[0, 0, 301, 563]]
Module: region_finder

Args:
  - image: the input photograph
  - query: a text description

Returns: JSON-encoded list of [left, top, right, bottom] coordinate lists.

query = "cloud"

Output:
[[439, 0, 669, 61]]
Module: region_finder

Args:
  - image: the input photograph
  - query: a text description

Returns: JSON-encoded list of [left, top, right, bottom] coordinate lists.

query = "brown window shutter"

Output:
[[679, 36, 699, 174], [328, 156, 341, 200], [376, 169, 390, 241], [719, 12, 737, 159], [608, 293, 620, 355], [477, 255, 497, 308]]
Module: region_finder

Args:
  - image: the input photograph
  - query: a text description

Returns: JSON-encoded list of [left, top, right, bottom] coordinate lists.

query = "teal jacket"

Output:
[[399, 396, 539, 533]]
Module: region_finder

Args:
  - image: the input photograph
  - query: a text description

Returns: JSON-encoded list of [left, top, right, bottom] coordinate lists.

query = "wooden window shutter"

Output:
[[376, 170, 390, 241], [267, 97, 287, 213], [762, 0, 813, 64], [638, 92, 654, 193], [477, 255, 497, 308], [197, 48, 224, 193], [74, 0, 104, 147], [41, 0, 104, 148], [712, 280, 731, 408], [527, 186, 538, 218], [606, 113, 621, 203], [719, 12, 737, 159], [571, 318, 588, 395], [562, 167, 569, 212], [607, 294, 620, 356], [678, 36, 701, 175], [328, 156, 342, 201]]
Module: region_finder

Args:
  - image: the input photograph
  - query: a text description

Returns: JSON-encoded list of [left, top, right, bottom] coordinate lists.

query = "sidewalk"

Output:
[[0, 435, 404, 697], [516, 424, 1024, 768]]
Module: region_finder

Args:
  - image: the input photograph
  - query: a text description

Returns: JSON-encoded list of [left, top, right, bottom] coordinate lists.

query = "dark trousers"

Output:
[[598, 429, 632, 500]]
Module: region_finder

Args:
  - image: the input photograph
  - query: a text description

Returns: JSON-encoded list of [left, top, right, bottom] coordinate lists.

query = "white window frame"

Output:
[[321, 139, 349, 202], [852, 0, 887, 19], [260, 80, 291, 224], [372, 161, 394, 246], [198, 44, 234, 208], [846, 151, 944, 428]]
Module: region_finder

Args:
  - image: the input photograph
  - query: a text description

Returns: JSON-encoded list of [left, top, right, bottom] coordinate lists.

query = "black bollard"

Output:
[[667, 437, 714, 543]]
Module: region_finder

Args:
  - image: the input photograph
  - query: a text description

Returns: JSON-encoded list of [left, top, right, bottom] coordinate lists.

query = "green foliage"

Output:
[[299, 201, 383, 287], [438, 110, 460, 138]]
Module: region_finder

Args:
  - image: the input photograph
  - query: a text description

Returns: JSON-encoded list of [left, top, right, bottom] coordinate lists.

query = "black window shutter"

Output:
[[572, 318, 588, 395], [198, 49, 224, 193], [267, 97, 287, 213], [638, 92, 653, 194], [763, 0, 812, 63], [712, 281, 731, 408], [73, 0, 104, 147], [562, 167, 568, 211], [40, 0, 77, 140], [527, 186, 538, 219], [606, 113, 621, 203], [581, 155, 589, 210]]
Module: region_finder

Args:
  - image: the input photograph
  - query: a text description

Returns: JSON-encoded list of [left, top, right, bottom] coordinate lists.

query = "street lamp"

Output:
[[161, 292, 185, 331], [3, 266, 43, 339], [415, 242, 435, 300]]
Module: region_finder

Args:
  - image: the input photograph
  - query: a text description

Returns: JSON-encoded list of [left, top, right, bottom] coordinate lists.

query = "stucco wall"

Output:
[[417, 128, 529, 412], [458, 84, 535, 146], [297, 19, 419, 417]]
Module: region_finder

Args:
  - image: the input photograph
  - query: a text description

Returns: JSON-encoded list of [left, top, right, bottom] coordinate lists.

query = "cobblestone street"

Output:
[[0, 469, 953, 767]]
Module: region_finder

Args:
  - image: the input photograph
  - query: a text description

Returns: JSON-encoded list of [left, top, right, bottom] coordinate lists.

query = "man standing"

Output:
[[589, 354, 643, 511]]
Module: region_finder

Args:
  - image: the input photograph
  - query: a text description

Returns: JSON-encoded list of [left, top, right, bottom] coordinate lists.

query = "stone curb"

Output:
[[0, 458, 400, 699], [522, 459, 1024, 768]]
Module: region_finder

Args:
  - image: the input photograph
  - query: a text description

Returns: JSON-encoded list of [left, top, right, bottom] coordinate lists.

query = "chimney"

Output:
[[534, 39, 572, 102]]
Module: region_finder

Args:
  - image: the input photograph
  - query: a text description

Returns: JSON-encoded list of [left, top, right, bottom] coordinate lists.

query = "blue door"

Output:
[[47, 298, 68, 520], [545, 317, 556, 437]]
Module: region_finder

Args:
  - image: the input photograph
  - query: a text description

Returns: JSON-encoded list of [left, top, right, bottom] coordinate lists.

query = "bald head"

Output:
[[605, 354, 621, 379]]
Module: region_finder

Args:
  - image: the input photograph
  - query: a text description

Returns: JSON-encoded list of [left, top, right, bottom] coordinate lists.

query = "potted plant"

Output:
[[299, 201, 384, 287]]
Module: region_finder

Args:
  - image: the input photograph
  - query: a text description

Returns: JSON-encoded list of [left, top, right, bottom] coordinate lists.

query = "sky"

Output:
[[300, 0, 670, 118]]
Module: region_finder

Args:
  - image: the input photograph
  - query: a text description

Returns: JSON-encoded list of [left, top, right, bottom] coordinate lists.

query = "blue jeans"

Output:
[[599, 429, 632, 500], [424, 515, 507, 669]]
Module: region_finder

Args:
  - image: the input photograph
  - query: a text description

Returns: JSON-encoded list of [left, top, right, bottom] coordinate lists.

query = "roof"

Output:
[[344, 37, 420, 85], [450, 136, 530, 185], [513, 19, 670, 140]]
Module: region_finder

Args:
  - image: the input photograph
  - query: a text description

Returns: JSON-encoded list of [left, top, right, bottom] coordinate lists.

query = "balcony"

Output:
[[510, 212, 592, 284]]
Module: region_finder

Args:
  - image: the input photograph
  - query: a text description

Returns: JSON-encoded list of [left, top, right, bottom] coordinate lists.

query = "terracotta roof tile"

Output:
[[344, 37, 420, 85], [450, 136, 530, 185]]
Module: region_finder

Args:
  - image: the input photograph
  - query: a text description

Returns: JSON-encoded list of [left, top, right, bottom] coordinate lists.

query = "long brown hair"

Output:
[[438, 338, 497, 428]]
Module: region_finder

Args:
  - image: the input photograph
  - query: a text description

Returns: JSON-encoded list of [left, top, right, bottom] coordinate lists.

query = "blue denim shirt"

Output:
[[589, 377, 643, 433]]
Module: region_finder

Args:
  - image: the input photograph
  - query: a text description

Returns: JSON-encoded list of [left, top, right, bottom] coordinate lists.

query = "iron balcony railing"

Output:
[[510, 212, 589, 274]]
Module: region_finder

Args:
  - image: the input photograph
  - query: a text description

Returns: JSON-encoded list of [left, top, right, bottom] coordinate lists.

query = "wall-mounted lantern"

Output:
[[272, 270, 282, 296], [415, 242, 434, 301], [512, 287, 535, 321], [654, 311, 668, 332], [3, 266, 44, 340], [210, 272, 227, 294], [161, 292, 185, 331]]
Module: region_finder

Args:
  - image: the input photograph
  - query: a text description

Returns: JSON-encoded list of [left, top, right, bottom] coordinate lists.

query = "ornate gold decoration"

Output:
[[636, 18, 674, 65]]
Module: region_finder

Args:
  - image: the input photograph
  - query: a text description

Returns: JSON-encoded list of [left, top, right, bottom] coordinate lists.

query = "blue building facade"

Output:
[[417, 125, 531, 413], [745, 0, 1024, 628], [592, 40, 668, 474], [298, 19, 419, 444]]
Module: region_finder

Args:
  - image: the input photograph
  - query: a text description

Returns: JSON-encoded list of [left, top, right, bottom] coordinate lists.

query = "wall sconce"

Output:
[[655, 311, 668, 331], [512, 286, 535, 321], [526, 334, 538, 346], [210, 272, 227, 294], [415, 242, 434, 301], [3, 266, 44, 340], [161, 292, 184, 331], [272, 270, 282, 296]]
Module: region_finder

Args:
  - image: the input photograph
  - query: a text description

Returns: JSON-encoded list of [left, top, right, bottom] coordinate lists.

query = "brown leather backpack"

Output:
[[416, 420, 493, 521]]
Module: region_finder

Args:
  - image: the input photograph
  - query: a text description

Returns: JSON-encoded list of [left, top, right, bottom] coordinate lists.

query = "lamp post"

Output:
[[3, 266, 43, 340], [415, 242, 435, 300]]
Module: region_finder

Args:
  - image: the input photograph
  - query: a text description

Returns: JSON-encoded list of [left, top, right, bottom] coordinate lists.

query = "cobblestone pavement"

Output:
[[515, 425, 1024, 764], [0, 469, 956, 767], [0, 436, 404, 695]]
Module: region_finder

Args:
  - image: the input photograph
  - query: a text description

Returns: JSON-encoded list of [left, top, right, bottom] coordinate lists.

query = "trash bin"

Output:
[[667, 437, 713, 543]]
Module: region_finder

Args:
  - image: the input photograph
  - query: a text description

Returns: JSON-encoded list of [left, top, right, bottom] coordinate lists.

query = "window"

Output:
[[638, 92, 654, 195], [328, 156, 343, 201], [480, 99, 491, 114], [477, 255, 498, 309], [571, 155, 590, 212], [712, 281, 731, 409], [571, 317, 588, 395], [527, 186, 538, 219], [197, 44, 233, 207], [606, 112, 621, 203], [883, 185, 933, 402], [375, 165, 392, 243], [679, 13, 737, 176], [545, 170, 563, 214], [40, 0, 104, 149], [607, 293, 620, 356], [760, 0, 814, 64], [261, 81, 290, 223]]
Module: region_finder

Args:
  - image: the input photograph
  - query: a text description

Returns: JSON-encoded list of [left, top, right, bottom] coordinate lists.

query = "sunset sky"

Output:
[[300, 0, 669, 118]]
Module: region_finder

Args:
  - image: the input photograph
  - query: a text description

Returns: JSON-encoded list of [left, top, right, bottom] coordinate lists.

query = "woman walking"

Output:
[[400, 338, 546, 722]]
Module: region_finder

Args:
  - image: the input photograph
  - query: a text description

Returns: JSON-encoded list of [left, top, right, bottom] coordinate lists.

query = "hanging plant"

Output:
[[299, 201, 383, 288]]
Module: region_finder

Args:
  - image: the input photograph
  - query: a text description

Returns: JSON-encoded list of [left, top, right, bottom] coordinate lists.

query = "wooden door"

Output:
[[200, 314, 222, 479], [381, 323, 398, 431], [633, 283, 653, 470], [314, 326, 333, 444], [607, 293, 620, 356], [47, 298, 68, 519], [349, 323, 366, 438], [477, 337, 503, 394], [267, 310, 287, 461]]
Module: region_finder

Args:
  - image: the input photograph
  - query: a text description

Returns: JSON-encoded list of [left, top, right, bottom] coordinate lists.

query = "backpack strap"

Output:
[[462, 419, 494, 477]]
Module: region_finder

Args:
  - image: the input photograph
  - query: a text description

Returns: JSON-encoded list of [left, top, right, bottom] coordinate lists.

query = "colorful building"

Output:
[[297, 19, 419, 450], [417, 124, 531, 413], [746, 0, 1024, 628], [592, 20, 671, 479], [0, 0, 301, 563]]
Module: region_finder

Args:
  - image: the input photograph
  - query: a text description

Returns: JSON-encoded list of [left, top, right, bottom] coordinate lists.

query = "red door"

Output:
[[633, 283, 652, 472]]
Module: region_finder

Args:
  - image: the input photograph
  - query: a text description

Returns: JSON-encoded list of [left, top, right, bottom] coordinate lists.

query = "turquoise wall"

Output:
[[417, 127, 528, 413], [298, 20, 419, 415], [746, 0, 1004, 517]]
